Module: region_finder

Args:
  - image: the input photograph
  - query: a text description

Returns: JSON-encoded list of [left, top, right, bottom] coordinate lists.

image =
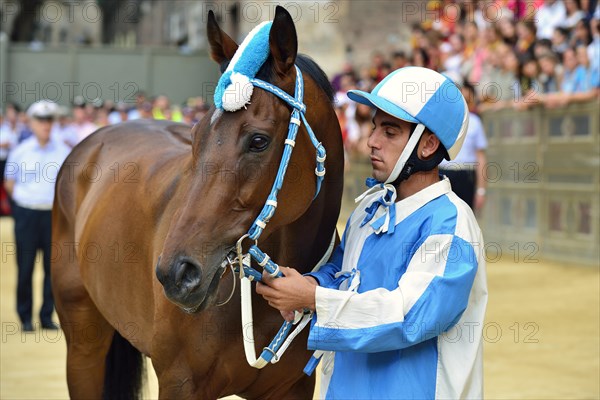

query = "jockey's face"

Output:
[[368, 109, 413, 182]]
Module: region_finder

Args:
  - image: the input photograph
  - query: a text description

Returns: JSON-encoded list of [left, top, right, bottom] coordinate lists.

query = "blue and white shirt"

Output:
[[4, 137, 71, 210], [308, 177, 488, 399]]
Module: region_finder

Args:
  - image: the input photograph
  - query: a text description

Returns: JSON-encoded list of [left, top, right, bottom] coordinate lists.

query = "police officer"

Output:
[[4, 100, 71, 331]]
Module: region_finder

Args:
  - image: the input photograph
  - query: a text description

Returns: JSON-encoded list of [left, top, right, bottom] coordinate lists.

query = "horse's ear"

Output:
[[207, 10, 239, 64], [269, 6, 298, 77]]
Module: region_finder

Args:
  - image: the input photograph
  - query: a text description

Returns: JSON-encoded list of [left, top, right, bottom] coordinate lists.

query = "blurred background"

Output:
[[0, 0, 598, 398]]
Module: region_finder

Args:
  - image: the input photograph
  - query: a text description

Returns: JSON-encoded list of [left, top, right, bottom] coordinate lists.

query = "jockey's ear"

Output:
[[269, 6, 298, 77], [207, 10, 239, 66]]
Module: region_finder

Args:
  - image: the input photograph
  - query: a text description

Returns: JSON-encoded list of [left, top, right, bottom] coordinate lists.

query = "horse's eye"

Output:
[[249, 134, 271, 152]]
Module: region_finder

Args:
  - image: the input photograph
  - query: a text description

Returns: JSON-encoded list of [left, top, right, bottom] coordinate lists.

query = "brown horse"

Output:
[[51, 6, 343, 400]]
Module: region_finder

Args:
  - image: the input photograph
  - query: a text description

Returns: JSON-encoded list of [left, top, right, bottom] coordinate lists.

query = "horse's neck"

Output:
[[272, 175, 341, 274]]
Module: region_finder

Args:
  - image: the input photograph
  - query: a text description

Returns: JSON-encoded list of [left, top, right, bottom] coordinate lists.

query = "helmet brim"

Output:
[[347, 90, 419, 124]]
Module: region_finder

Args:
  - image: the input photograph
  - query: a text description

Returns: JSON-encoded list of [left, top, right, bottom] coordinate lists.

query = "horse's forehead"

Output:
[[209, 90, 288, 129]]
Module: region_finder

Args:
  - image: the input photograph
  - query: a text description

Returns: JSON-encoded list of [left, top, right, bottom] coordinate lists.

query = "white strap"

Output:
[[241, 229, 337, 369], [290, 117, 301, 126], [272, 313, 313, 364], [266, 199, 278, 208], [314, 230, 337, 271], [269, 265, 280, 278], [241, 277, 269, 368], [315, 168, 326, 177], [255, 220, 266, 229], [285, 139, 296, 147], [385, 123, 425, 184], [257, 254, 270, 267]]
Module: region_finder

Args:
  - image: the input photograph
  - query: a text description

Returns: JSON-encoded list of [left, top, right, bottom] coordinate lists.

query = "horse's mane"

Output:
[[219, 53, 335, 103]]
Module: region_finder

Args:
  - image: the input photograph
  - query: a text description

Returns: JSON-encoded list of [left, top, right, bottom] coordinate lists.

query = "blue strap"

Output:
[[303, 353, 322, 376], [247, 66, 326, 241]]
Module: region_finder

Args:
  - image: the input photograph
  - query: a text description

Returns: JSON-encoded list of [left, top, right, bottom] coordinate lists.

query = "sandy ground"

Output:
[[1, 215, 598, 399]]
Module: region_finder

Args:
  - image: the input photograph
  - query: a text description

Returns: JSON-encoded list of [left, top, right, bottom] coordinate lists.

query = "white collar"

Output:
[[393, 177, 452, 226]]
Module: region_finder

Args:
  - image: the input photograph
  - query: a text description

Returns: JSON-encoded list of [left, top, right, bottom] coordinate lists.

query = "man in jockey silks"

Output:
[[257, 67, 488, 399]]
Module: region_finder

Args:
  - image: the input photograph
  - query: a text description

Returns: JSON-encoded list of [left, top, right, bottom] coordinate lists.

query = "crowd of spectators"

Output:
[[0, 94, 208, 215], [0, 93, 210, 149], [332, 0, 600, 156]]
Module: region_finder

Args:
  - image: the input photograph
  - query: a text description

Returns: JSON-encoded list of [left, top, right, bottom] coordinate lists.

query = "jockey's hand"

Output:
[[256, 267, 317, 314]]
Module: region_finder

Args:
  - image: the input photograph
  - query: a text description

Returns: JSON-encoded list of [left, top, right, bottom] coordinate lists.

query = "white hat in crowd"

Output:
[[27, 100, 59, 119]]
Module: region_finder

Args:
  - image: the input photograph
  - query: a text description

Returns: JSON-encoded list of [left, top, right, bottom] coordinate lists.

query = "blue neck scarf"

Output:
[[356, 178, 398, 235]]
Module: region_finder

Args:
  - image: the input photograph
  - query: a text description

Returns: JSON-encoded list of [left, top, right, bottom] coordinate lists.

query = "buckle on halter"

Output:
[[262, 346, 279, 363], [236, 234, 258, 279]]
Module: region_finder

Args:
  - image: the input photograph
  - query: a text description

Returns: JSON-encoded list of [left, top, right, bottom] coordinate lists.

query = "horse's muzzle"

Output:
[[156, 256, 204, 310]]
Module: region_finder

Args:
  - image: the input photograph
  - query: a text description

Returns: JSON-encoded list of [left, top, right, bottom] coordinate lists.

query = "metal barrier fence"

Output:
[[481, 101, 599, 266], [342, 101, 599, 266], [0, 40, 220, 109]]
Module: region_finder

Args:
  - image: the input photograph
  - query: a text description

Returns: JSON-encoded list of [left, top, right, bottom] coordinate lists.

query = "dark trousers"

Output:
[[440, 169, 476, 209], [12, 204, 54, 324]]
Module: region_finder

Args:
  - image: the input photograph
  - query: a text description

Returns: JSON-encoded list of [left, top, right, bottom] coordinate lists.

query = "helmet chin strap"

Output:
[[384, 123, 426, 184]]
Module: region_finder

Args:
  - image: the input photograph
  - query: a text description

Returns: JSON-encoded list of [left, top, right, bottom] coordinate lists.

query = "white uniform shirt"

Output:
[[4, 137, 71, 209]]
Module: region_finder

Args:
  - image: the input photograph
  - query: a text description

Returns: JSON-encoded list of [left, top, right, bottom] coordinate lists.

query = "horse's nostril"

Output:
[[175, 261, 202, 291]]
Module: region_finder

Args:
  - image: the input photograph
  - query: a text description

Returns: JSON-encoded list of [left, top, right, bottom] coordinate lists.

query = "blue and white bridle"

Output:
[[222, 65, 335, 369]]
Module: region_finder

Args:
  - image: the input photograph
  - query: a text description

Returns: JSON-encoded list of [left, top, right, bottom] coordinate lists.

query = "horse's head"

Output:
[[156, 6, 337, 312]]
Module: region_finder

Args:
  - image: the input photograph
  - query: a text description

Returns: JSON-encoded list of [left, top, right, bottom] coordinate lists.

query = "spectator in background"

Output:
[[571, 18, 593, 48], [534, 38, 554, 58], [335, 74, 361, 151], [440, 81, 488, 212], [368, 52, 387, 83], [392, 51, 408, 70], [4, 100, 71, 332], [95, 107, 110, 127], [498, 16, 518, 45], [561, 0, 586, 30], [51, 106, 77, 148], [441, 33, 465, 77], [537, 51, 563, 93], [412, 47, 430, 68], [1, 103, 26, 145], [552, 27, 571, 56], [0, 104, 22, 216], [181, 107, 196, 126], [589, 18, 600, 71], [331, 61, 355, 93], [108, 101, 129, 125], [139, 102, 154, 119], [515, 20, 537, 58], [575, 44, 600, 91], [561, 47, 585, 93], [71, 96, 98, 144], [518, 55, 541, 101], [127, 91, 147, 120], [496, 46, 522, 105], [462, 21, 479, 60], [536, 0, 567, 39], [152, 95, 183, 122]]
